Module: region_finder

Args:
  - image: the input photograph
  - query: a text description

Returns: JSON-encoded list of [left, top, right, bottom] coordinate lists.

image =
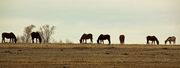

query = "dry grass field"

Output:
[[0, 43, 180, 68]]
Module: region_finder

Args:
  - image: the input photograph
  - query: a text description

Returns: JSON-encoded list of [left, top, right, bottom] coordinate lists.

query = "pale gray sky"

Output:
[[0, 0, 179, 44]]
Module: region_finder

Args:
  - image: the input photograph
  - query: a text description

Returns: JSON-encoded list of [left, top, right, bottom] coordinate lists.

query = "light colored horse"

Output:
[[165, 36, 176, 45]]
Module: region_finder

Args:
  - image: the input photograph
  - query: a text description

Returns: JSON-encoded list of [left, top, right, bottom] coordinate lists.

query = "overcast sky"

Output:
[[0, 0, 179, 44]]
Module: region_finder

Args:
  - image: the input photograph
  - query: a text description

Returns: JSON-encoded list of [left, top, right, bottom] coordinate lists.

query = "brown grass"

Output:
[[0, 43, 180, 68]]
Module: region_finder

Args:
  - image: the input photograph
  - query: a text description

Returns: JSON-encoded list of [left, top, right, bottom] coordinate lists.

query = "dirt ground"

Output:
[[0, 43, 180, 68]]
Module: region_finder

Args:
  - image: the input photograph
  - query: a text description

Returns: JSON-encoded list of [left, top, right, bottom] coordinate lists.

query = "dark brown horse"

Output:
[[97, 34, 111, 44], [79, 33, 93, 43], [31, 32, 42, 43], [119, 35, 125, 44], [165, 36, 176, 45], [2, 32, 17, 43], [146, 36, 159, 45]]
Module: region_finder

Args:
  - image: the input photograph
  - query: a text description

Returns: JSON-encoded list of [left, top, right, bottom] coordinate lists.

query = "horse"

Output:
[[97, 34, 111, 44], [2, 32, 17, 43], [31, 32, 42, 43], [146, 36, 159, 45], [119, 35, 125, 44], [79, 33, 93, 44], [165, 36, 176, 45]]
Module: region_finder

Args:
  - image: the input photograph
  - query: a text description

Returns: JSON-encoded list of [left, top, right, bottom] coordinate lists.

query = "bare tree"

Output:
[[16, 36, 21, 43], [20, 36, 26, 43], [16, 35, 26, 43], [23, 25, 35, 43], [65, 39, 73, 44], [59, 40, 64, 43], [39, 25, 55, 43]]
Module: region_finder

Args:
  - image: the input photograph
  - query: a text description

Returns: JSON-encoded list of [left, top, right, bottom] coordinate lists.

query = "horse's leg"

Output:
[[12, 38, 14, 43], [4, 38, 5, 43], [169, 41, 171, 44], [3, 38, 6, 43], [32, 38, 34, 43], [152, 41, 154, 45], [2, 38, 4, 43], [9, 38, 11, 43], [100, 40, 103, 44], [90, 38, 93, 43], [147, 40, 149, 44], [12, 38, 15, 43], [153, 41, 155, 45], [100, 40, 102, 44], [121, 39, 124, 44], [85, 39, 87, 44], [36, 38, 38, 43], [82, 39, 84, 43], [120, 39, 122, 44], [152, 41, 153, 44], [91, 39, 93, 43]]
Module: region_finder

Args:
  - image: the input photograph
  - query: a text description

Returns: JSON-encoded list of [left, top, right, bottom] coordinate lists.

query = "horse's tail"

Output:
[[146, 36, 149, 44], [174, 36, 176, 44], [1, 33, 5, 43], [108, 35, 111, 45], [90, 34, 93, 43]]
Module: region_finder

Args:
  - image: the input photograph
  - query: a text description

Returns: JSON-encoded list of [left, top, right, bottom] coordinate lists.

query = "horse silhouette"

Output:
[[79, 33, 93, 43], [2, 32, 17, 43], [146, 36, 159, 45], [165, 36, 176, 45], [31, 32, 42, 43], [97, 34, 111, 44], [119, 35, 125, 44]]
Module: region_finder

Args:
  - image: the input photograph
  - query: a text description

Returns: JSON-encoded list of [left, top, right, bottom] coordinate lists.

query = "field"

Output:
[[0, 43, 180, 68]]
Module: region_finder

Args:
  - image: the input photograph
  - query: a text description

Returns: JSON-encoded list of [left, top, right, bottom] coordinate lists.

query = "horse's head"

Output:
[[155, 38, 159, 45], [165, 40, 168, 44], [79, 39, 83, 43], [97, 39, 100, 44], [14, 36, 17, 43], [157, 41, 159, 45]]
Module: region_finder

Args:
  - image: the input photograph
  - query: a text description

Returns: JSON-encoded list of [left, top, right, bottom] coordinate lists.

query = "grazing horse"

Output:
[[119, 35, 125, 44], [79, 33, 93, 43], [31, 32, 42, 43], [165, 36, 176, 45], [2, 32, 17, 43], [146, 36, 159, 45], [97, 34, 111, 44]]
